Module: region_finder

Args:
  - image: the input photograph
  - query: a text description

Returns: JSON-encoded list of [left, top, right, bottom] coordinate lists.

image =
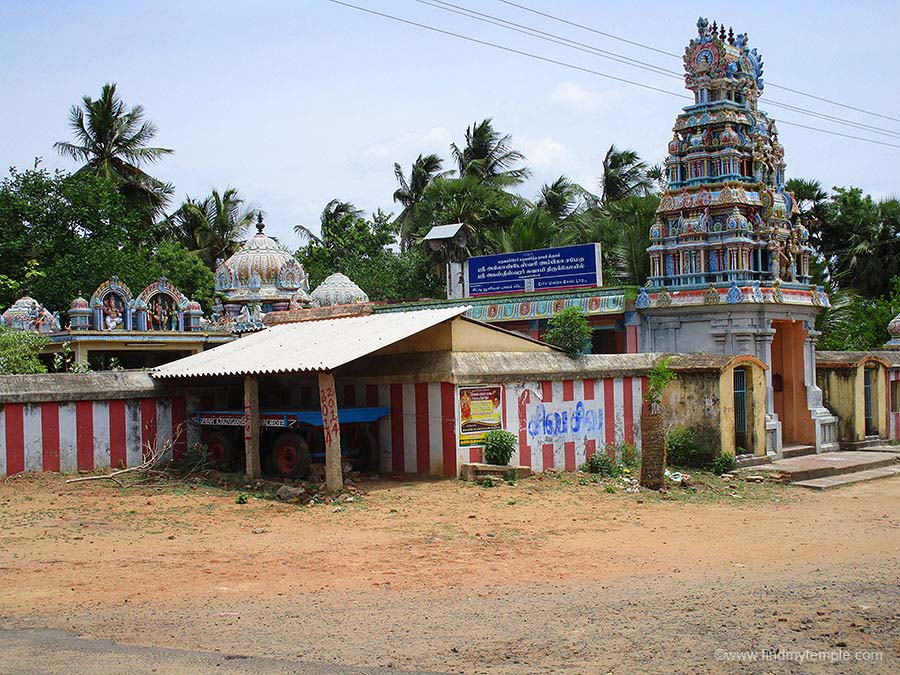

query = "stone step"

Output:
[[749, 451, 900, 483], [792, 466, 900, 490], [735, 453, 773, 468], [841, 437, 892, 451], [782, 444, 817, 459]]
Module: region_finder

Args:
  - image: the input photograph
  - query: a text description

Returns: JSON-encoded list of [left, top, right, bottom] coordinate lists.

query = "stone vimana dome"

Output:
[[1, 295, 59, 332], [310, 272, 369, 308], [214, 213, 310, 315]]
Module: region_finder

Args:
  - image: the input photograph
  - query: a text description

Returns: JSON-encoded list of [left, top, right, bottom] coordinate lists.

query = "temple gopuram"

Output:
[[637, 17, 837, 456]]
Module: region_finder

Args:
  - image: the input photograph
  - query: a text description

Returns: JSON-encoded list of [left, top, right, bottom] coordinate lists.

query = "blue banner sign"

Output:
[[466, 243, 602, 297]]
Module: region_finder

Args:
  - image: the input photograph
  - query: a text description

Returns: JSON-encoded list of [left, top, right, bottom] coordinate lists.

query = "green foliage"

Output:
[[645, 356, 676, 406], [51, 342, 91, 373], [235, 492, 249, 504], [619, 441, 637, 467], [483, 429, 517, 466], [817, 278, 900, 351], [604, 484, 617, 494], [296, 204, 443, 301], [0, 167, 216, 313], [543, 306, 592, 356], [581, 450, 622, 478], [666, 427, 714, 469], [711, 453, 738, 476], [53, 82, 174, 223], [0, 327, 48, 374], [165, 188, 254, 268]]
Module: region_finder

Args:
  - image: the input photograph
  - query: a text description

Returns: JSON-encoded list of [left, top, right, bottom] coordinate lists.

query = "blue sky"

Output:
[[2, 1, 898, 249]]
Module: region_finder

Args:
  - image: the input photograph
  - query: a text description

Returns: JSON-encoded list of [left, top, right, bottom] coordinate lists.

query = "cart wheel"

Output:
[[204, 431, 234, 469], [271, 433, 311, 479]]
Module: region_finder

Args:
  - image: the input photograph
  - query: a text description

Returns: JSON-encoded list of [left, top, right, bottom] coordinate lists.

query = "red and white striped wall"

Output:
[[889, 369, 900, 440], [339, 378, 647, 478], [0, 397, 187, 475]]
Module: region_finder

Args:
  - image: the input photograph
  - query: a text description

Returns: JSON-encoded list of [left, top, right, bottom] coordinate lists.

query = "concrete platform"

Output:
[[750, 451, 900, 483], [792, 465, 900, 490]]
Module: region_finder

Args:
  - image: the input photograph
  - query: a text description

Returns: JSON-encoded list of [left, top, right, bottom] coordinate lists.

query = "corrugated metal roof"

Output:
[[150, 306, 470, 379]]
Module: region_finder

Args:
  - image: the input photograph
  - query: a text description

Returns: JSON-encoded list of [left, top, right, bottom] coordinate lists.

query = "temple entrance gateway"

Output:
[[770, 319, 815, 446]]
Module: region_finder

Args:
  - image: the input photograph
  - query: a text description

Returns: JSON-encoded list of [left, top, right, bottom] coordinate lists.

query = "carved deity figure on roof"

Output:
[[103, 294, 123, 330]]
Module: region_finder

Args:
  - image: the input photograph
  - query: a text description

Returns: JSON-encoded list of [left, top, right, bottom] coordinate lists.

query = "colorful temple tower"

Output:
[[637, 17, 838, 457]]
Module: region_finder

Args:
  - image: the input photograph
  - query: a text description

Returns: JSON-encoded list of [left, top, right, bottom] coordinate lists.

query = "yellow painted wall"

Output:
[[718, 361, 767, 457], [819, 361, 889, 441]]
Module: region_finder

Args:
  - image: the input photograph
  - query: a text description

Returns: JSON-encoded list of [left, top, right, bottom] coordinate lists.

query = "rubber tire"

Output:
[[271, 433, 311, 479], [204, 431, 234, 469]]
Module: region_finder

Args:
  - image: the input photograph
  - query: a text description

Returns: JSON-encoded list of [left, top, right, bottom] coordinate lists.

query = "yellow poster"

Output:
[[458, 385, 503, 447]]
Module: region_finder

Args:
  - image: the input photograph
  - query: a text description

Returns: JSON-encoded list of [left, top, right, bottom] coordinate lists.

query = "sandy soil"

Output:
[[0, 471, 897, 674]]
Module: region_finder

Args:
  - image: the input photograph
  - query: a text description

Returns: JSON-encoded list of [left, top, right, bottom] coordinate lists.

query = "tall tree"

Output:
[[393, 153, 452, 248], [168, 188, 255, 267], [53, 83, 174, 223], [450, 119, 530, 187], [599, 144, 653, 204]]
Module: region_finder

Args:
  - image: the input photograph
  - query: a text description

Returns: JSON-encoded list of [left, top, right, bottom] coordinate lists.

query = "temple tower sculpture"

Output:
[[213, 213, 310, 328], [637, 17, 837, 456]]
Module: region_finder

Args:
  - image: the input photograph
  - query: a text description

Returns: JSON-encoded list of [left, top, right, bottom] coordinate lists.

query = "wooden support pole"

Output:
[[318, 370, 343, 493], [244, 374, 261, 478]]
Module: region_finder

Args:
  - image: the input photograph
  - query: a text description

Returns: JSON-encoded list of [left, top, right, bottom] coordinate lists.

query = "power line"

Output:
[[327, 0, 687, 100], [495, 0, 900, 126], [420, 0, 900, 140], [414, 0, 680, 81], [326, 0, 900, 150]]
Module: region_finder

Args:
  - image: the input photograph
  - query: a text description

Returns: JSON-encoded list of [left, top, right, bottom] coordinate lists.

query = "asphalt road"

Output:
[[0, 628, 449, 675]]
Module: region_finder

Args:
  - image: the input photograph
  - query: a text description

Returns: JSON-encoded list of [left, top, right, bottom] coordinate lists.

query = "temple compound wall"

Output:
[[0, 373, 186, 475], [0, 352, 767, 478]]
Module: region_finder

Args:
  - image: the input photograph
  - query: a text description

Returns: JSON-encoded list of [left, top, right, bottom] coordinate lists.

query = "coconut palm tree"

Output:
[[393, 153, 453, 248], [578, 195, 659, 286], [53, 83, 174, 220], [536, 175, 599, 223], [495, 208, 577, 253], [599, 144, 653, 204], [168, 188, 254, 267], [450, 119, 530, 187]]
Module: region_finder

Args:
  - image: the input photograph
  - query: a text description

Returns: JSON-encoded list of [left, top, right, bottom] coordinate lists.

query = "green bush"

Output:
[[581, 450, 622, 478], [619, 442, 637, 467], [543, 306, 592, 356], [710, 453, 737, 476], [666, 427, 714, 469], [484, 430, 517, 466]]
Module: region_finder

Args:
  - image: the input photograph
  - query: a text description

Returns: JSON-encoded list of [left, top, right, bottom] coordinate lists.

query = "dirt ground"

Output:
[[0, 470, 897, 674]]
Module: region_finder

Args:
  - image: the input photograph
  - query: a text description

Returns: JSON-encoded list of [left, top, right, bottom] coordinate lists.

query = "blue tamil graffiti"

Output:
[[527, 401, 604, 439]]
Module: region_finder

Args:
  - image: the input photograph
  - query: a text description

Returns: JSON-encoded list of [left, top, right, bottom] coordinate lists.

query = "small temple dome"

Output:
[[2, 295, 57, 332], [71, 295, 89, 310], [213, 213, 310, 319], [310, 272, 369, 308], [225, 214, 295, 286], [888, 312, 900, 337]]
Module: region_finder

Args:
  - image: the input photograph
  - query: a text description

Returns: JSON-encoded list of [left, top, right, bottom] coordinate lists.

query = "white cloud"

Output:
[[547, 81, 627, 115], [347, 127, 453, 176]]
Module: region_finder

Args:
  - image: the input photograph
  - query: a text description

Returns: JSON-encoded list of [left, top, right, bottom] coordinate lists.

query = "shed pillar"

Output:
[[318, 370, 343, 492], [244, 374, 261, 478]]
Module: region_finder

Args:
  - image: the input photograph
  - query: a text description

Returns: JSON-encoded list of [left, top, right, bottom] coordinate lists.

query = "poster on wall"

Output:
[[458, 385, 504, 447]]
